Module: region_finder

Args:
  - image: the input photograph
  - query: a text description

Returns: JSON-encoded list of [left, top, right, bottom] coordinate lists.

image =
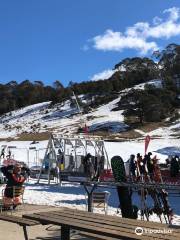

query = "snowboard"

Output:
[[111, 156, 137, 219]]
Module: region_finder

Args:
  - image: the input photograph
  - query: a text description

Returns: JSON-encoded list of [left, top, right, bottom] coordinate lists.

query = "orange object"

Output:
[[3, 196, 22, 207]]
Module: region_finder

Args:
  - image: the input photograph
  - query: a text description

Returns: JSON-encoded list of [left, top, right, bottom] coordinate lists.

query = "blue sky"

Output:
[[0, 0, 180, 86]]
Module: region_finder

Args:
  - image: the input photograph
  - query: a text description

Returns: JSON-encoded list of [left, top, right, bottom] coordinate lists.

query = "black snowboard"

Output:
[[111, 156, 137, 219]]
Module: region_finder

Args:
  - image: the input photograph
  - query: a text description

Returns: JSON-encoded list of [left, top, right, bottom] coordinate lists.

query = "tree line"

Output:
[[114, 44, 180, 123], [0, 43, 179, 124]]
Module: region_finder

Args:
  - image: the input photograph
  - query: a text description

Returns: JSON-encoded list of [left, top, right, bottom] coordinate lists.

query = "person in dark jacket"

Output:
[[170, 156, 179, 177], [129, 154, 136, 179], [0, 163, 30, 209], [136, 153, 145, 176], [83, 153, 93, 177], [146, 152, 154, 180], [0, 147, 5, 158]]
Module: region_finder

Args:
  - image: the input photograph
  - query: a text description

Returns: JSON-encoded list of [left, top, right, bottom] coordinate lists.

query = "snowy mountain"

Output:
[[0, 79, 179, 141]]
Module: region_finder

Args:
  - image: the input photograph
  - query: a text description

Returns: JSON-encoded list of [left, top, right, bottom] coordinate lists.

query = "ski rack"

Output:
[[92, 181, 179, 224], [79, 181, 180, 192]]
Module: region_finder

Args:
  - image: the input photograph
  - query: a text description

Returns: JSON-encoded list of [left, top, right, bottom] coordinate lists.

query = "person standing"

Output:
[[7, 149, 12, 159], [129, 154, 136, 180], [170, 156, 179, 177], [136, 153, 145, 178], [146, 152, 154, 180], [0, 148, 5, 158], [0, 163, 30, 210]]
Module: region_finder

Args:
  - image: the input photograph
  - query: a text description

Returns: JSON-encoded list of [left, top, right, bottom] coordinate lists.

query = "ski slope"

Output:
[[0, 79, 179, 139]]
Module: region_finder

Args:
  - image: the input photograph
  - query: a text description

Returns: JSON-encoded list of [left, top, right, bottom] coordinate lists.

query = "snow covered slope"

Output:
[[0, 79, 179, 141]]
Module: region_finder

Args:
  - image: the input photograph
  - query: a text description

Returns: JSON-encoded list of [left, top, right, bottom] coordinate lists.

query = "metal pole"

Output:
[[72, 91, 84, 128], [35, 150, 37, 166], [72, 91, 81, 114], [27, 149, 29, 167], [83, 183, 97, 212], [37, 139, 51, 184]]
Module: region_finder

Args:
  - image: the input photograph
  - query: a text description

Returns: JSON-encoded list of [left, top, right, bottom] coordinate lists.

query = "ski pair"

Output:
[[137, 157, 173, 224]]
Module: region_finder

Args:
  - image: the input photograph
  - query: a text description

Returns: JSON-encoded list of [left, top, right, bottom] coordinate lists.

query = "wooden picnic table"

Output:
[[23, 207, 180, 240]]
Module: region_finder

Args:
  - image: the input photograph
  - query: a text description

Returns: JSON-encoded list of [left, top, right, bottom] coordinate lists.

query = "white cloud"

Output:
[[91, 69, 117, 81], [147, 21, 180, 38], [163, 7, 179, 22], [89, 7, 180, 55], [93, 29, 158, 55], [147, 7, 180, 38]]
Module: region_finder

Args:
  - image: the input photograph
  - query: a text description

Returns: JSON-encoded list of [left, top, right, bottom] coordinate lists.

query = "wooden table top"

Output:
[[23, 208, 180, 240]]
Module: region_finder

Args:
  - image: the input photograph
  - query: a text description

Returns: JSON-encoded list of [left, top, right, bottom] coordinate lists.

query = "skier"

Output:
[[177, 156, 180, 168], [170, 156, 179, 177], [129, 154, 136, 181], [44, 155, 49, 173], [92, 156, 99, 181], [7, 149, 12, 159], [136, 153, 146, 179], [83, 153, 94, 178], [0, 163, 30, 210], [57, 149, 64, 170], [152, 156, 162, 182], [146, 152, 154, 180], [165, 157, 170, 168], [0, 148, 5, 158], [68, 152, 75, 171]]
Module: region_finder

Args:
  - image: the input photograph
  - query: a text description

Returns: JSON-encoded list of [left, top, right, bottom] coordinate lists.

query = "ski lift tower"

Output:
[[37, 134, 60, 185], [72, 91, 85, 130]]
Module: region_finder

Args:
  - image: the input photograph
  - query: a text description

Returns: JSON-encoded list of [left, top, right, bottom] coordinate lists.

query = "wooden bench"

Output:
[[0, 214, 39, 240], [23, 208, 180, 240]]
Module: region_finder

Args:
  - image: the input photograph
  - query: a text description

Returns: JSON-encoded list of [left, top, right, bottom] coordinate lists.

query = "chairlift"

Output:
[[37, 134, 110, 185]]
